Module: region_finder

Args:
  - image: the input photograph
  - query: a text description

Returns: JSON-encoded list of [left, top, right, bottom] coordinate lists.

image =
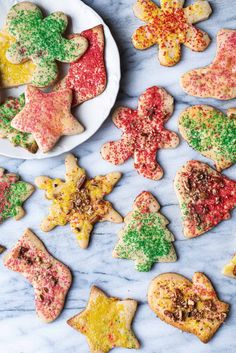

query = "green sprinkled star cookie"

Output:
[[113, 191, 177, 272], [179, 105, 236, 171], [0, 168, 34, 223], [0, 94, 38, 153], [5, 2, 88, 87]]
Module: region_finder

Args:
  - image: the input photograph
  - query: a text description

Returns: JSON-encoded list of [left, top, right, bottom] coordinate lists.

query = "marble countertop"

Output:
[[0, 0, 235, 352]]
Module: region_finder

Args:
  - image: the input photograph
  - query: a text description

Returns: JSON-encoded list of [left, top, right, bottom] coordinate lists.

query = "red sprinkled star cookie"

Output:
[[181, 29, 236, 100], [132, 0, 212, 66], [56, 25, 107, 107], [101, 86, 179, 180], [11, 85, 84, 153]]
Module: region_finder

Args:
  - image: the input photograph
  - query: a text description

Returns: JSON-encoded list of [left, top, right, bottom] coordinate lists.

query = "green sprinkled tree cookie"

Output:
[[179, 105, 236, 171], [5, 2, 88, 87], [0, 168, 34, 223], [0, 94, 38, 153], [113, 191, 177, 272]]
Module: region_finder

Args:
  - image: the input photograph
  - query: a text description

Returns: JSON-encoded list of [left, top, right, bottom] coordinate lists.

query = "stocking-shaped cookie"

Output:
[[101, 86, 179, 180], [35, 154, 123, 249], [56, 25, 107, 107], [148, 272, 229, 343], [174, 160, 236, 238], [113, 191, 177, 271], [132, 0, 212, 66], [4, 229, 72, 323], [181, 29, 236, 100], [179, 105, 236, 171], [5, 2, 88, 87], [0, 168, 34, 223]]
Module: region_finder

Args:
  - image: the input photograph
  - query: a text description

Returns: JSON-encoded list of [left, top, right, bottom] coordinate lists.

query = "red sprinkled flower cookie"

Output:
[[101, 86, 179, 180]]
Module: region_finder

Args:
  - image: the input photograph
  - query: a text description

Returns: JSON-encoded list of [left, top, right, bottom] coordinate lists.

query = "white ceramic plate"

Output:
[[0, 0, 121, 159]]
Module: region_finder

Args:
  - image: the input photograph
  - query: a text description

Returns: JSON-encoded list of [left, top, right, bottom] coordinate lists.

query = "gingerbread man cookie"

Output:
[[113, 191, 177, 271], [101, 86, 179, 180], [4, 229, 72, 323], [181, 29, 236, 100], [56, 25, 107, 107], [11, 85, 84, 153], [174, 160, 236, 238], [0, 31, 35, 88], [0, 94, 38, 153], [0, 168, 34, 223], [67, 286, 140, 353], [35, 154, 123, 249], [5, 2, 88, 87], [132, 0, 212, 66], [179, 105, 236, 171], [148, 273, 229, 343]]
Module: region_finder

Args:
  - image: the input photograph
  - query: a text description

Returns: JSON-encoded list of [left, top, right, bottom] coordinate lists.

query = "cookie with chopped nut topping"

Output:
[[148, 272, 229, 343]]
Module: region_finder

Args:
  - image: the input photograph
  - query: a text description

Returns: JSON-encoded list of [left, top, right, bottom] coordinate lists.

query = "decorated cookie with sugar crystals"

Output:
[[0, 168, 34, 223], [101, 86, 179, 180], [113, 191, 177, 271], [179, 105, 236, 171], [132, 0, 212, 66], [35, 154, 123, 249], [4, 229, 72, 323], [5, 2, 88, 87]]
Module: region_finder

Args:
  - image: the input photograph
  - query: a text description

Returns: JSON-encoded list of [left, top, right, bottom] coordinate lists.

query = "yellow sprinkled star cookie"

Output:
[[67, 286, 140, 353], [223, 254, 236, 279], [35, 154, 123, 249], [132, 0, 212, 66], [0, 31, 35, 88]]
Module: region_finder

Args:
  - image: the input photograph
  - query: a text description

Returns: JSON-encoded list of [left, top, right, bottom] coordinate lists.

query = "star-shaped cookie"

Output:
[[223, 254, 236, 279], [0, 168, 34, 223], [113, 191, 177, 271], [132, 0, 212, 66], [35, 154, 123, 249], [101, 86, 179, 180], [11, 85, 84, 153], [67, 286, 140, 353]]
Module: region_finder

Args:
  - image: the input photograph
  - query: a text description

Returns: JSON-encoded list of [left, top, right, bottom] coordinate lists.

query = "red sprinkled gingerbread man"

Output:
[[101, 86, 179, 180]]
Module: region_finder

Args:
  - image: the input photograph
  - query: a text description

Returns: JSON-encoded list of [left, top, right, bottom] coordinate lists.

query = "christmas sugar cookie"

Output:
[[179, 105, 236, 171], [56, 25, 107, 107], [148, 273, 229, 343], [101, 86, 179, 180], [181, 29, 236, 100], [67, 286, 140, 353], [113, 191, 177, 271], [35, 154, 122, 249], [0, 94, 38, 153], [5, 2, 88, 87], [0, 168, 34, 223], [11, 85, 84, 153], [4, 229, 72, 323], [174, 161, 236, 238], [0, 31, 35, 88], [223, 254, 236, 279], [132, 0, 212, 66]]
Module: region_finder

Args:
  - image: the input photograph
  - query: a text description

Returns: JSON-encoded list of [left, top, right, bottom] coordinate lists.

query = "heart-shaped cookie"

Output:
[[148, 272, 229, 343]]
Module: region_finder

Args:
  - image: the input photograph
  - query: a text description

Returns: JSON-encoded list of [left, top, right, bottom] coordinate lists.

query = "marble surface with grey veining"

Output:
[[0, 0, 236, 352]]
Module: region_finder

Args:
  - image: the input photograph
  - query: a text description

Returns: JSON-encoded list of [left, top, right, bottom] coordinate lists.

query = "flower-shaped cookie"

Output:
[[67, 286, 140, 353], [101, 86, 179, 180], [5, 2, 88, 87], [35, 154, 123, 249], [132, 0, 212, 66]]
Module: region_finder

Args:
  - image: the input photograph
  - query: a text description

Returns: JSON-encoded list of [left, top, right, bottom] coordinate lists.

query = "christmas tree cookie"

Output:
[[67, 286, 140, 353], [5, 2, 88, 87], [223, 254, 236, 279], [174, 160, 236, 238], [0, 168, 34, 223], [35, 154, 122, 249], [179, 105, 236, 171], [113, 191, 177, 271], [0, 94, 38, 153]]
